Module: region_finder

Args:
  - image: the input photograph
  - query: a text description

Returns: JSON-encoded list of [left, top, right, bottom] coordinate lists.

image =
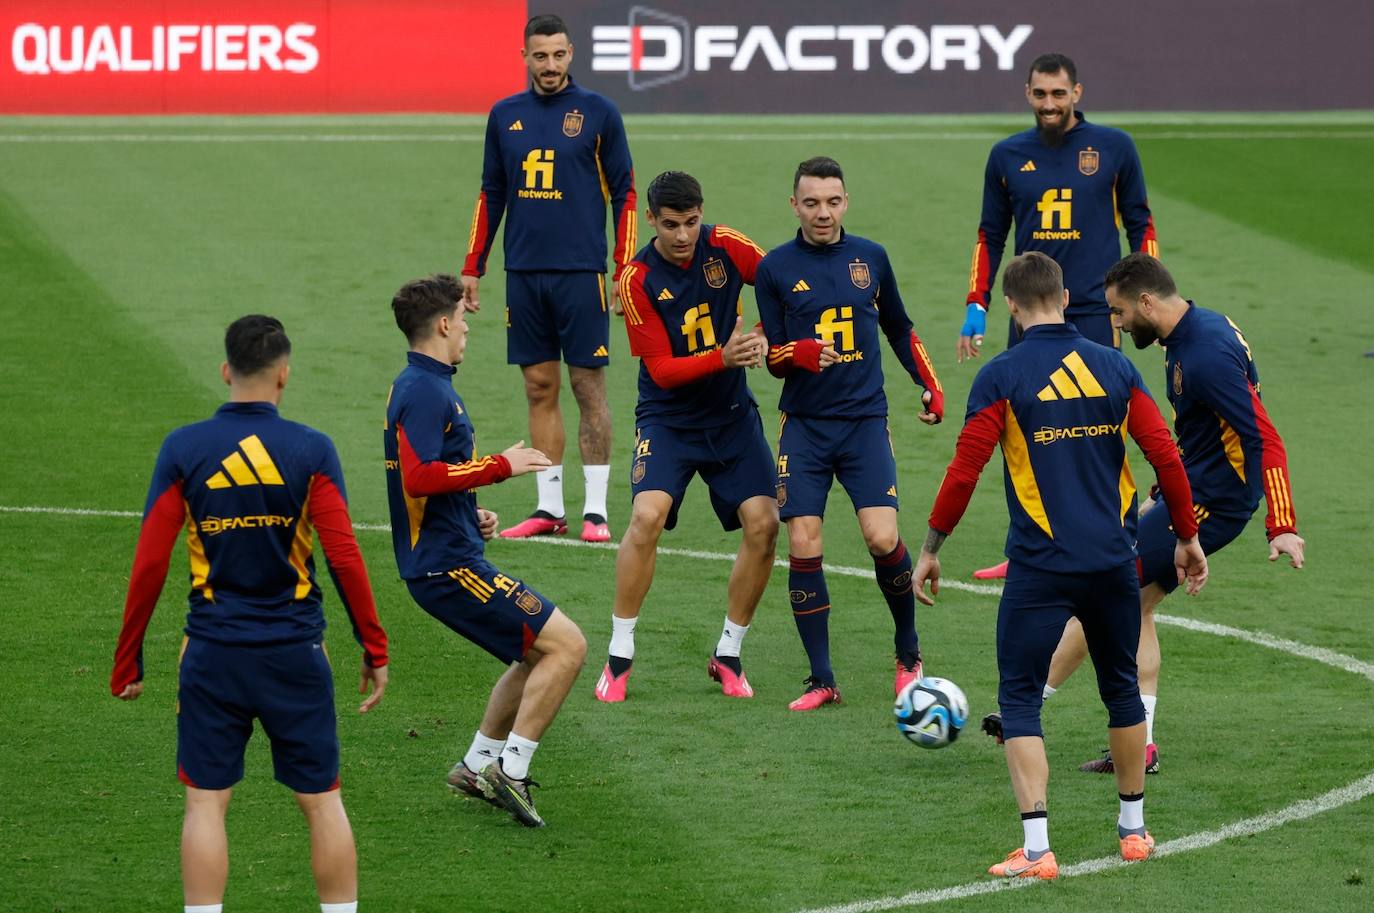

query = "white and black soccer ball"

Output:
[[894, 676, 969, 749]]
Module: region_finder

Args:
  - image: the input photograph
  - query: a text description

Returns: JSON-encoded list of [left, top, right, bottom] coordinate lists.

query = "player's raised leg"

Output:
[[182, 787, 232, 910], [295, 789, 359, 909], [596, 490, 672, 702], [857, 506, 922, 693], [448, 662, 529, 800], [569, 364, 613, 542], [501, 360, 568, 537]]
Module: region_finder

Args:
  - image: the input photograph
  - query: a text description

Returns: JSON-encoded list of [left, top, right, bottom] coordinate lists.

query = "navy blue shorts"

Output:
[[506, 270, 609, 367], [630, 412, 777, 531], [1137, 498, 1250, 594], [1007, 312, 1118, 349], [177, 637, 339, 793], [996, 561, 1144, 740], [406, 559, 556, 664], [775, 414, 898, 520]]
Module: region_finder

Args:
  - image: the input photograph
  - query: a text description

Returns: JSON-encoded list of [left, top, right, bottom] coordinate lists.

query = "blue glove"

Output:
[[960, 303, 986, 339]]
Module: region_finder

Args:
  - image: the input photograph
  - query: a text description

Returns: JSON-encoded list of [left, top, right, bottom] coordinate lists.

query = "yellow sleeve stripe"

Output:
[[714, 225, 766, 258], [619, 264, 643, 325], [967, 240, 983, 295], [446, 456, 497, 477], [466, 194, 484, 255], [1266, 467, 1295, 528], [913, 340, 942, 393], [767, 343, 795, 365]]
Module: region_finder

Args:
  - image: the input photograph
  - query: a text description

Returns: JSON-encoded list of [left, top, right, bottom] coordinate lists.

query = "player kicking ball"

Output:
[[594, 171, 778, 702]]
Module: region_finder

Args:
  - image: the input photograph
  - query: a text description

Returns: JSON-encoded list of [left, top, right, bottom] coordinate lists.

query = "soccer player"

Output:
[[757, 156, 945, 711], [915, 252, 1206, 878], [960, 52, 1160, 580], [593, 171, 777, 703], [111, 316, 389, 913], [1034, 253, 1305, 775], [461, 13, 637, 544], [385, 274, 587, 828]]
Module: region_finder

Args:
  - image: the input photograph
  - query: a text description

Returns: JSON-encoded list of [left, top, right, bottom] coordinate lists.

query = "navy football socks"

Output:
[[788, 555, 833, 683], [874, 540, 920, 660]]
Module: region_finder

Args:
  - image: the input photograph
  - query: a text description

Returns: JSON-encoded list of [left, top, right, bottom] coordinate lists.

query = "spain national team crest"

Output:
[[849, 260, 871, 289], [703, 257, 727, 288], [515, 589, 545, 616], [562, 110, 584, 137], [632, 460, 646, 484], [776, 482, 787, 508], [1079, 148, 1100, 176], [1173, 361, 1183, 396]]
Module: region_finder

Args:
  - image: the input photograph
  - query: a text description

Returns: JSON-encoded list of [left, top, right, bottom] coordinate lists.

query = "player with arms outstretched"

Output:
[[594, 171, 778, 702], [385, 274, 586, 828], [916, 252, 1206, 878], [757, 156, 945, 711], [112, 316, 389, 913]]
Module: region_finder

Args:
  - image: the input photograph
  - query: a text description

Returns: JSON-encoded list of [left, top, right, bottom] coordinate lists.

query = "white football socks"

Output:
[[583, 464, 610, 520], [715, 618, 749, 658], [1042, 683, 1057, 701], [1142, 694, 1157, 744], [1119, 793, 1146, 833], [609, 614, 637, 659], [185, 906, 222, 913], [463, 730, 505, 773], [536, 464, 564, 518], [1021, 813, 1050, 854], [321, 903, 358, 913], [500, 733, 540, 780]]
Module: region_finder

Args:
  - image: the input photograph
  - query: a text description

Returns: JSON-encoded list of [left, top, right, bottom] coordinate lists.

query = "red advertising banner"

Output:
[[0, 0, 528, 114]]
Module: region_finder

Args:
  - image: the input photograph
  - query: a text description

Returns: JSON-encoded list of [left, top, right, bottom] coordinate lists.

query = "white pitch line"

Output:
[[9, 500, 1373, 912], [1, 130, 1371, 144]]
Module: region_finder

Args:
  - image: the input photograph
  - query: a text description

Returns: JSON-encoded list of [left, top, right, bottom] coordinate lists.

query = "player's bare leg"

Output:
[[990, 736, 1058, 878], [502, 361, 568, 537], [596, 491, 671, 701], [858, 506, 922, 692], [707, 495, 779, 698], [569, 365, 613, 540], [182, 786, 231, 906], [480, 661, 532, 739], [294, 789, 357, 905]]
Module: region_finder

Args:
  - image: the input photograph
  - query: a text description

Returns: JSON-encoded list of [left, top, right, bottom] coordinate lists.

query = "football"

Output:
[[894, 677, 970, 749]]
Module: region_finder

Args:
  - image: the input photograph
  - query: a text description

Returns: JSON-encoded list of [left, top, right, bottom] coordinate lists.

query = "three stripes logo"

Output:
[[206, 435, 285, 489], [1036, 351, 1107, 401], [508, 120, 524, 131], [657, 288, 674, 300], [592, 345, 609, 357], [1019, 160, 1036, 172], [792, 279, 811, 293]]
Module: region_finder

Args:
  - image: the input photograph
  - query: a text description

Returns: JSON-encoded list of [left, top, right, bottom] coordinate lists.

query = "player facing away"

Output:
[[960, 52, 1159, 581], [593, 171, 778, 702], [111, 316, 389, 913], [461, 13, 637, 544], [384, 275, 587, 828], [1027, 253, 1305, 774], [914, 252, 1208, 878], [757, 156, 945, 711]]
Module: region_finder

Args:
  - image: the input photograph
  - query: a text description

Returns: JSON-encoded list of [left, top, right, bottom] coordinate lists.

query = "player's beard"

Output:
[[1128, 325, 1159, 349], [1036, 117, 1071, 146]]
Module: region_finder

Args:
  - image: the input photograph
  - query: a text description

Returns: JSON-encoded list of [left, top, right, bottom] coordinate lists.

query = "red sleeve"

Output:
[[1126, 386, 1198, 539], [709, 225, 766, 284], [1250, 385, 1297, 538], [462, 191, 496, 278], [308, 475, 389, 668], [397, 425, 511, 497], [766, 338, 824, 377], [622, 261, 729, 388], [1137, 215, 1159, 259], [611, 181, 638, 282], [111, 482, 185, 695], [965, 228, 994, 308], [928, 401, 1006, 534], [909, 331, 945, 421]]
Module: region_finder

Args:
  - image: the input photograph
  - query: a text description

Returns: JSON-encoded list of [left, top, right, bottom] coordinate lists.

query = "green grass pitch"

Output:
[[1, 113, 1372, 912]]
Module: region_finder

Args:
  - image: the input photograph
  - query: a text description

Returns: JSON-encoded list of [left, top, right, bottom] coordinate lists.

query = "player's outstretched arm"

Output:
[[1268, 531, 1306, 569], [501, 441, 553, 476], [1174, 536, 1208, 595], [960, 151, 1011, 363]]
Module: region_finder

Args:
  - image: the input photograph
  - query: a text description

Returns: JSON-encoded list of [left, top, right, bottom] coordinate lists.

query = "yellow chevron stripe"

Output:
[[1037, 385, 1057, 402], [185, 501, 213, 601], [598, 273, 606, 313], [1002, 407, 1053, 539], [239, 435, 284, 485], [1118, 414, 1136, 523], [1218, 418, 1246, 483], [221, 451, 259, 485], [1062, 351, 1107, 397], [288, 493, 314, 600], [1048, 367, 1081, 399]]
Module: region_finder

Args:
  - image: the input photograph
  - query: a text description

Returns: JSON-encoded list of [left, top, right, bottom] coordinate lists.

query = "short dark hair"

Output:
[[1027, 52, 1077, 86], [1104, 252, 1178, 301], [647, 171, 703, 215], [225, 315, 290, 376], [793, 156, 844, 194], [524, 14, 569, 42], [1002, 252, 1064, 310], [392, 274, 461, 344]]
